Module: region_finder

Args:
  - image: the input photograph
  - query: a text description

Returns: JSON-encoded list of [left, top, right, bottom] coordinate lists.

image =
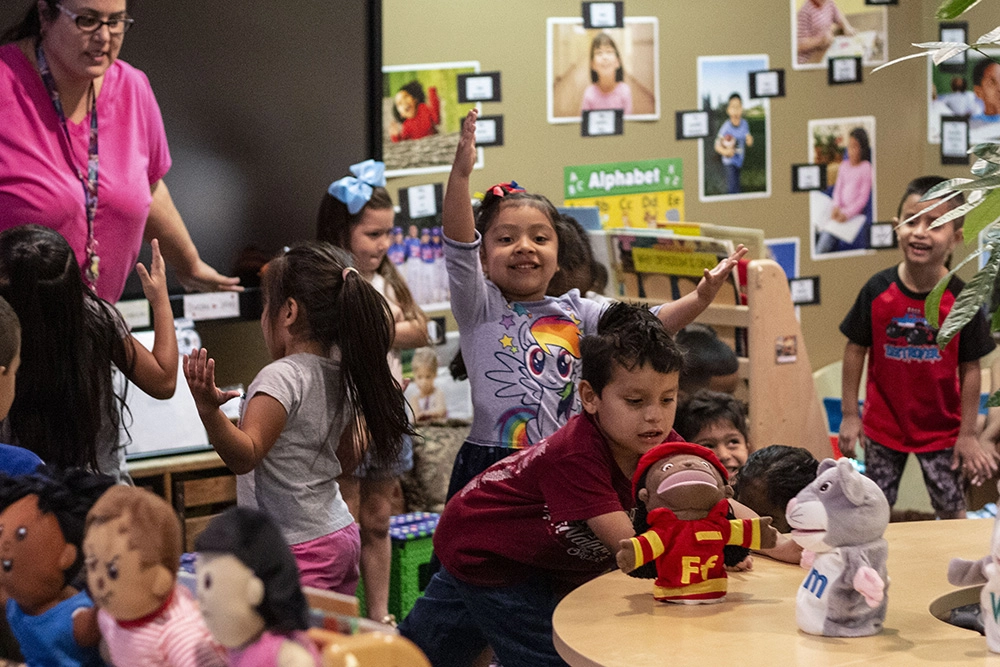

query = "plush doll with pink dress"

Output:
[[195, 506, 321, 666]]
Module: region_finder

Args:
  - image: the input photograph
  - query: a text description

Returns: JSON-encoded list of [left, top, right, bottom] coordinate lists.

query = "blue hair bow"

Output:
[[327, 159, 387, 214]]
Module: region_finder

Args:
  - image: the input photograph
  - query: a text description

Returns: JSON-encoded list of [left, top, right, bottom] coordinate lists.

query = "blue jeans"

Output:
[[398, 568, 569, 667], [724, 163, 741, 194]]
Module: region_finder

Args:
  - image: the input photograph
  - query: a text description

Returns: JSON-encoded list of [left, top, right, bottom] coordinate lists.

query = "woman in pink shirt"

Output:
[[580, 32, 633, 115], [0, 0, 238, 303]]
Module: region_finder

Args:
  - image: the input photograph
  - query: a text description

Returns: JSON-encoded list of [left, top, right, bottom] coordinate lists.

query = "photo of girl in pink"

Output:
[[580, 32, 632, 114]]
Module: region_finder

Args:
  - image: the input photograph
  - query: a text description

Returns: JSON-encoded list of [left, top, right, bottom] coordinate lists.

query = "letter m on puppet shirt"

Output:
[[796, 550, 846, 635], [629, 501, 764, 602]]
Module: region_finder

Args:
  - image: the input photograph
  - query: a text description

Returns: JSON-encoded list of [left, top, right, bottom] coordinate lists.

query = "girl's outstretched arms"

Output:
[[184, 348, 284, 475], [656, 244, 748, 333], [127, 239, 178, 399], [443, 109, 480, 244]]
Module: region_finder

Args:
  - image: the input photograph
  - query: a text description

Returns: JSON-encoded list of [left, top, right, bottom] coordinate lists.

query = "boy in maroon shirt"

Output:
[[399, 302, 683, 666]]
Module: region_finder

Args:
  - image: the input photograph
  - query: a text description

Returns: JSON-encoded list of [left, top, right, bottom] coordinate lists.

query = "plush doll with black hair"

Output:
[[195, 507, 320, 667], [616, 442, 777, 604], [0, 467, 115, 666]]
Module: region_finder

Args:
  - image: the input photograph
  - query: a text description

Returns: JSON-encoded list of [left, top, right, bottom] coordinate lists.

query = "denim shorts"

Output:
[[353, 433, 414, 480]]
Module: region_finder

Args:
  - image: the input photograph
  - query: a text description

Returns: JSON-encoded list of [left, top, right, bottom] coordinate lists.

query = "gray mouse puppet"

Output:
[[786, 457, 889, 637]]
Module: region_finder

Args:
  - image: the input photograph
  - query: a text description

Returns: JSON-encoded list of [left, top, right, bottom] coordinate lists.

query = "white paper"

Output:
[[941, 120, 969, 158], [810, 190, 866, 243], [465, 76, 494, 101], [589, 3, 617, 27], [832, 57, 858, 82], [755, 71, 780, 97], [870, 224, 895, 248], [116, 298, 150, 330], [790, 279, 815, 304], [407, 184, 438, 218], [182, 292, 240, 321], [587, 110, 617, 135], [797, 166, 822, 190], [682, 112, 708, 137], [475, 119, 497, 144]]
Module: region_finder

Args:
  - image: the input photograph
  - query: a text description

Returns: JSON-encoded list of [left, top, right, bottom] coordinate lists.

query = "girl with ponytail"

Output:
[[183, 241, 412, 595]]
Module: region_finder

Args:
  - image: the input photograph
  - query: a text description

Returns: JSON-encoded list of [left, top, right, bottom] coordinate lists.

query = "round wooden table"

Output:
[[553, 520, 1000, 666]]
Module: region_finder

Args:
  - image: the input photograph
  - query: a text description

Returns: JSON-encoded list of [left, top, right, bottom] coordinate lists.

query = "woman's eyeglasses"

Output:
[[56, 4, 134, 34]]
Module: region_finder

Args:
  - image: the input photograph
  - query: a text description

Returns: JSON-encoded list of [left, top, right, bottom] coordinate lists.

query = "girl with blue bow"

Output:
[[318, 159, 428, 625]]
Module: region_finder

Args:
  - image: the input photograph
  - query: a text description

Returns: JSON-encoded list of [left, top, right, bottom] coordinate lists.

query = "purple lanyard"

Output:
[[35, 41, 100, 289]]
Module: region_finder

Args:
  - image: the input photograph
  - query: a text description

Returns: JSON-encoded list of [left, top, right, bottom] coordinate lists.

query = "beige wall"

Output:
[[384, 0, 997, 370]]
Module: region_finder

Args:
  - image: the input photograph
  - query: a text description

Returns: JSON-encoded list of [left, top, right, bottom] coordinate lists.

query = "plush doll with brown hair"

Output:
[[615, 442, 778, 604], [194, 506, 321, 666], [0, 467, 114, 667], [83, 486, 226, 667]]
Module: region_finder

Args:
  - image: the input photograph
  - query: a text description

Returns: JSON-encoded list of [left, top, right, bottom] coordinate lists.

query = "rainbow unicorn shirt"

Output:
[[443, 233, 607, 450], [488, 312, 585, 447]]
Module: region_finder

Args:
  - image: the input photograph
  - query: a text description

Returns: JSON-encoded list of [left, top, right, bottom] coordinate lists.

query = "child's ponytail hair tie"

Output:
[[342, 266, 359, 281], [327, 160, 387, 214], [486, 181, 524, 198]]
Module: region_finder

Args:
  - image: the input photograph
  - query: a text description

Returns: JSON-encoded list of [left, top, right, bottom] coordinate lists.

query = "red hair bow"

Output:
[[488, 181, 525, 197]]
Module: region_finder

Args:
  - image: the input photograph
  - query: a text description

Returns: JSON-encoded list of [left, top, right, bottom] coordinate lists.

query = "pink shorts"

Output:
[[290, 522, 361, 595]]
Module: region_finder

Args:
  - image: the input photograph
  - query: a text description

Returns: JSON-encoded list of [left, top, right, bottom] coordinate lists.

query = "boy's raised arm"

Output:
[[443, 109, 480, 244]]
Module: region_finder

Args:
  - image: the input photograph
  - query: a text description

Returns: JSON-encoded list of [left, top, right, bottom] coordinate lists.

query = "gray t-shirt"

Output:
[[240, 352, 354, 545], [444, 232, 607, 448]]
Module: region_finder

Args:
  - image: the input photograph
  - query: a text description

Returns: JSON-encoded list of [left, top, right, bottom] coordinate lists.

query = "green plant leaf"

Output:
[[937, 247, 999, 348], [903, 192, 962, 226], [930, 194, 985, 230], [922, 178, 974, 200], [966, 190, 1000, 240], [971, 142, 1000, 165], [926, 249, 984, 328], [988, 389, 1000, 408], [937, 0, 983, 19], [972, 159, 1000, 176], [952, 174, 1000, 192], [976, 27, 1000, 44], [992, 300, 1000, 331]]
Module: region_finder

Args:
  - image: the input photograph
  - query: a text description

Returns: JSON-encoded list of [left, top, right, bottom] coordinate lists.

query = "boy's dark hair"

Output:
[[589, 32, 624, 83], [849, 127, 872, 163], [546, 213, 595, 297], [580, 302, 682, 396], [674, 389, 748, 443], [728, 93, 742, 104], [0, 295, 19, 367], [674, 324, 739, 395], [0, 467, 115, 585], [973, 58, 999, 87], [392, 81, 427, 123], [896, 175, 967, 230], [195, 507, 310, 634], [732, 444, 819, 512], [262, 241, 414, 468]]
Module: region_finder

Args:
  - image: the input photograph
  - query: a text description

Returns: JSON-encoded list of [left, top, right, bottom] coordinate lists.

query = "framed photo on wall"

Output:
[[382, 61, 483, 177], [547, 16, 660, 123]]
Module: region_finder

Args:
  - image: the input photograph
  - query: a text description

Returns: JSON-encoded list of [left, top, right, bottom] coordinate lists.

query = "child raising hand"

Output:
[[440, 109, 746, 500]]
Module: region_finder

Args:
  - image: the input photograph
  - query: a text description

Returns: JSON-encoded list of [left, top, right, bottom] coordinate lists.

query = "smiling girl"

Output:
[[580, 32, 632, 114], [441, 109, 745, 500]]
